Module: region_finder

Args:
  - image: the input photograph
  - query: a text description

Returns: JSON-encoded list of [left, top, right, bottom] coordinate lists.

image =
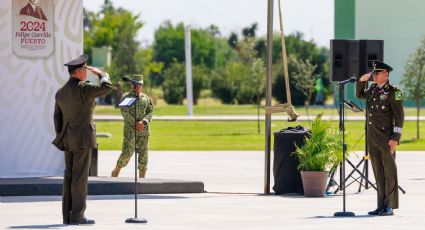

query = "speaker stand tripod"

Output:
[[327, 101, 377, 194]]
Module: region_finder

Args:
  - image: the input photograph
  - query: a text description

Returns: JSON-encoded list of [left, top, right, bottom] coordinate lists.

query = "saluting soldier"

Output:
[[53, 54, 113, 225], [111, 75, 153, 178], [356, 60, 404, 216]]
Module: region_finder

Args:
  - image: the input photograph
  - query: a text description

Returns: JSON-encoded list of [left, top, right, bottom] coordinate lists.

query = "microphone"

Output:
[[122, 77, 142, 86], [337, 75, 357, 85]]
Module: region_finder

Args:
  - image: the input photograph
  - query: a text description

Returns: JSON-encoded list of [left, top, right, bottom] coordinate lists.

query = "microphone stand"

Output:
[[334, 81, 355, 217], [118, 83, 147, 224]]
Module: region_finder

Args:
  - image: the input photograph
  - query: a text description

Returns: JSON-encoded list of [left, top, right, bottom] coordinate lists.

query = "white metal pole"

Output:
[[185, 26, 194, 116]]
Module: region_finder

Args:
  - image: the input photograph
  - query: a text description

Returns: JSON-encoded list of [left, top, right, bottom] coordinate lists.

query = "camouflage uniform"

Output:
[[116, 90, 153, 170]]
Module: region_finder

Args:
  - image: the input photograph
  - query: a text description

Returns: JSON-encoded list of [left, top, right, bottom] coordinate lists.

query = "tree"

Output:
[[162, 63, 210, 105], [153, 22, 185, 70], [269, 32, 329, 105], [237, 38, 265, 132], [162, 63, 185, 104], [83, 2, 143, 82], [289, 54, 317, 117], [401, 37, 425, 140], [242, 23, 258, 39], [109, 9, 143, 79], [211, 62, 243, 104], [153, 21, 217, 70], [227, 32, 238, 49], [134, 48, 164, 94], [272, 61, 308, 106], [252, 58, 266, 133]]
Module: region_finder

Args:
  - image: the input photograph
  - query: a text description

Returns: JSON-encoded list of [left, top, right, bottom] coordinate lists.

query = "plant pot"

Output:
[[300, 171, 329, 197]]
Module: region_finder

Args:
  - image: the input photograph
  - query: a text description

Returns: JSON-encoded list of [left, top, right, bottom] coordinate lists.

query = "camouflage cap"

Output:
[[133, 74, 144, 85]]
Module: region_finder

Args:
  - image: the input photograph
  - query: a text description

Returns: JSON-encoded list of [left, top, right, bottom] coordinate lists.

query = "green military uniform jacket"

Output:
[[356, 80, 404, 144], [120, 91, 153, 136], [53, 77, 113, 151]]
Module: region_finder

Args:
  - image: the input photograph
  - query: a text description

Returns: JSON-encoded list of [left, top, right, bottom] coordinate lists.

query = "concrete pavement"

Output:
[[1, 151, 424, 229]]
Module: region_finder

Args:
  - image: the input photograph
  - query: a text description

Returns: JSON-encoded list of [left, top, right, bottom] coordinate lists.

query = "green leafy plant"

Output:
[[294, 114, 344, 171]]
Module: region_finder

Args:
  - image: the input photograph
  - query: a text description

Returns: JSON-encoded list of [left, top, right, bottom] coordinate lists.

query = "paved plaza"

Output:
[[1, 151, 424, 229]]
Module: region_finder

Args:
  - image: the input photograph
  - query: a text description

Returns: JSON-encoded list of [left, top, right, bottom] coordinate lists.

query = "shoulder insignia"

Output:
[[79, 81, 94, 87], [395, 90, 402, 100], [389, 84, 399, 89]]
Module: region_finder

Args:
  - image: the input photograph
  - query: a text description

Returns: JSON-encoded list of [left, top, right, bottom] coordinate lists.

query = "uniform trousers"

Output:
[[116, 132, 149, 170], [368, 143, 399, 209], [62, 147, 92, 222]]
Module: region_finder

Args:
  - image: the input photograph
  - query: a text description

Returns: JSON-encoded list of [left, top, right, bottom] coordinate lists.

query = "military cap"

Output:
[[64, 54, 88, 71], [369, 60, 393, 72], [133, 74, 144, 85]]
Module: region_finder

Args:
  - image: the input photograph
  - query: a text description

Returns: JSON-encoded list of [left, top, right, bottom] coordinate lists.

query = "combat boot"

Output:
[[139, 169, 146, 178], [111, 165, 121, 177]]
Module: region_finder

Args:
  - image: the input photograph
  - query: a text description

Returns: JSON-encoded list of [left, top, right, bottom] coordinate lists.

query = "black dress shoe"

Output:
[[378, 208, 394, 216], [368, 208, 383, 215], [69, 217, 95, 225]]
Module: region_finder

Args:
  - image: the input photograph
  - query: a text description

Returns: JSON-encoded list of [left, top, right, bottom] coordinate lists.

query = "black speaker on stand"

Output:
[[330, 39, 359, 82], [359, 40, 384, 75]]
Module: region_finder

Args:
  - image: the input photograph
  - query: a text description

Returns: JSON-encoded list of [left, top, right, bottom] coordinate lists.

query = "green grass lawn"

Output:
[[96, 120, 425, 151], [95, 104, 424, 117]]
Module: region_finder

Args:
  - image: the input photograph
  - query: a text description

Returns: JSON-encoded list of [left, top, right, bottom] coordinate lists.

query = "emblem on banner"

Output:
[[12, 0, 54, 58]]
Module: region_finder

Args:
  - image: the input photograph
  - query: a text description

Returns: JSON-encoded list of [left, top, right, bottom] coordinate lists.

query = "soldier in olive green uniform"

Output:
[[111, 76, 153, 178], [356, 60, 404, 216], [53, 54, 113, 225]]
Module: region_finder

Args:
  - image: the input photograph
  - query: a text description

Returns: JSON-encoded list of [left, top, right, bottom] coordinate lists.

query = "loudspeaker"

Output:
[[359, 40, 384, 76], [330, 39, 359, 82]]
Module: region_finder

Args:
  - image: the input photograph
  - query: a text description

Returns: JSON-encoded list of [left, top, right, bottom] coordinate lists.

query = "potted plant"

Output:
[[294, 114, 344, 197]]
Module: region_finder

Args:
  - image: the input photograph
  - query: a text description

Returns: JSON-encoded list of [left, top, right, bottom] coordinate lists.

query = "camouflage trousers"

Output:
[[116, 131, 149, 170]]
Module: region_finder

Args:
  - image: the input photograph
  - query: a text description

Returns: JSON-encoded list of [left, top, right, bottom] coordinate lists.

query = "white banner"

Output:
[[0, 0, 83, 178], [12, 0, 54, 58]]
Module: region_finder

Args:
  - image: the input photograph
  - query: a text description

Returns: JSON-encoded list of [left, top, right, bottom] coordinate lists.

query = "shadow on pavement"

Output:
[[308, 214, 376, 219], [0, 194, 188, 203], [8, 224, 65, 229]]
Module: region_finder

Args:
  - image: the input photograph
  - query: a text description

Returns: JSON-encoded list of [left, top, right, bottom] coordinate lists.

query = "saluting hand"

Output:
[[87, 66, 103, 76], [359, 73, 371, 82]]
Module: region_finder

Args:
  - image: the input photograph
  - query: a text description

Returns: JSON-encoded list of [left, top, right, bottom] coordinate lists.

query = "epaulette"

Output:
[[389, 84, 399, 90], [79, 80, 93, 87]]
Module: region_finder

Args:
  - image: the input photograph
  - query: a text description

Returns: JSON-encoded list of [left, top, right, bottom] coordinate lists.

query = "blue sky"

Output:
[[83, 0, 334, 48]]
